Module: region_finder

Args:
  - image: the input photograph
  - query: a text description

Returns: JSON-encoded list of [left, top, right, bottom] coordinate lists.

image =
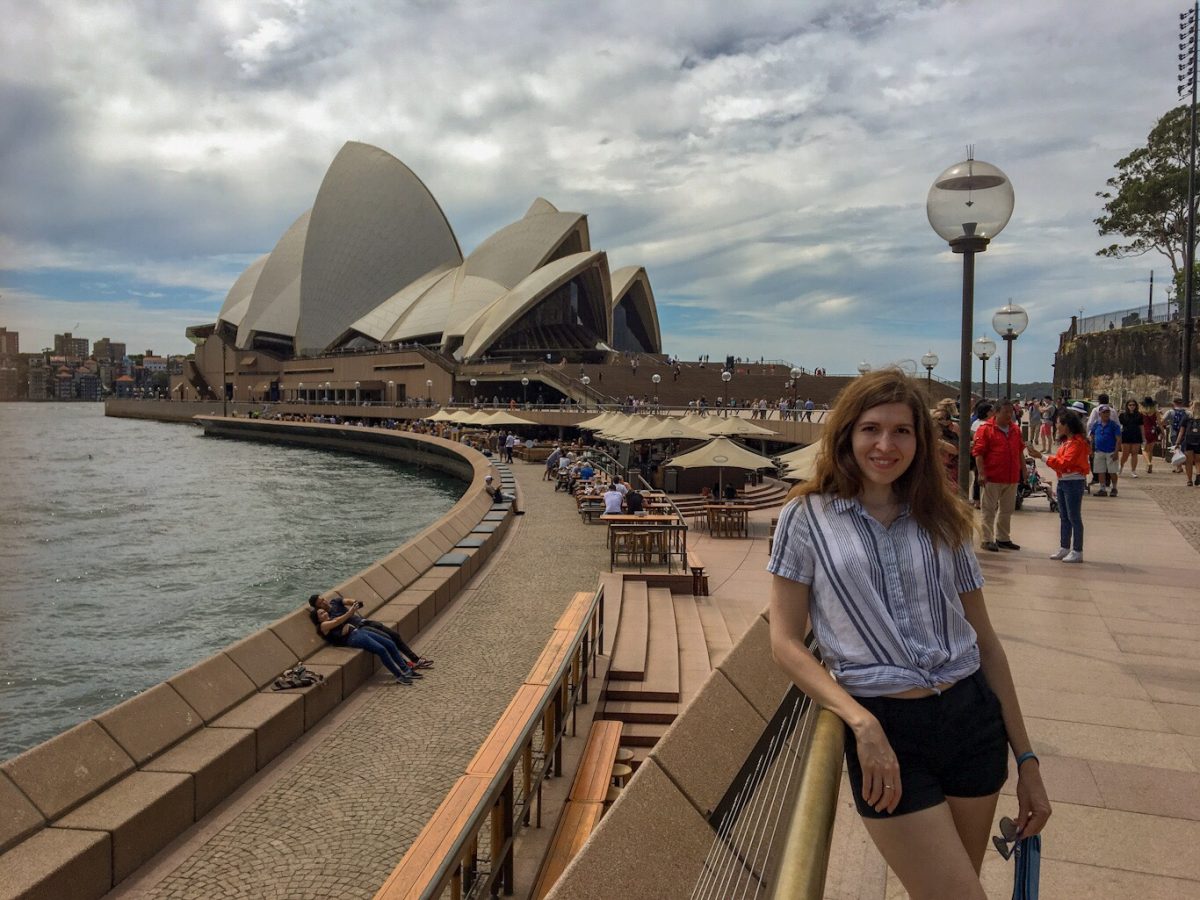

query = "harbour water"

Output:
[[0, 403, 462, 761]]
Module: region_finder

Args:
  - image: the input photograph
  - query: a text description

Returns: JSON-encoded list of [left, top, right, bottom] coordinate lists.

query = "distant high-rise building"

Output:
[[0, 327, 18, 356], [54, 332, 89, 359], [92, 338, 127, 362]]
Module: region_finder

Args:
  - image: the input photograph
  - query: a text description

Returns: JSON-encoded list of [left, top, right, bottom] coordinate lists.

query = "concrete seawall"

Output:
[[0, 418, 512, 900]]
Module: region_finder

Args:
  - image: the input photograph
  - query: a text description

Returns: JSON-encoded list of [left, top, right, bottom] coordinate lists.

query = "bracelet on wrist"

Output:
[[1015, 751, 1039, 770]]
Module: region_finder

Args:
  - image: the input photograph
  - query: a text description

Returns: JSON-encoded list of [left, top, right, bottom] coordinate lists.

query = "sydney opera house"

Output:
[[178, 141, 662, 405]]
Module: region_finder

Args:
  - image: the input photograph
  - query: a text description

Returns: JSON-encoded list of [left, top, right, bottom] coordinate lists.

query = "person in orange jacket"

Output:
[[1044, 410, 1090, 563], [972, 399, 1042, 552]]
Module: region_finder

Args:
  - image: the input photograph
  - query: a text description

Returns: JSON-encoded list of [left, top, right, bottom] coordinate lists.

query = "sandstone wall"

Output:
[[1053, 322, 1200, 402]]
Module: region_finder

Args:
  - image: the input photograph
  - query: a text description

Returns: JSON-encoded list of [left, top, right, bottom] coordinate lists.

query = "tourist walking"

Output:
[[767, 370, 1049, 899], [1167, 398, 1189, 474], [1045, 410, 1089, 563], [1177, 400, 1200, 486], [1026, 398, 1042, 452], [1141, 398, 1161, 473], [1037, 396, 1057, 454], [543, 445, 562, 480], [973, 399, 1042, 551], [1117, 399, 1144, 477], [1089, 405, 1121, 496]]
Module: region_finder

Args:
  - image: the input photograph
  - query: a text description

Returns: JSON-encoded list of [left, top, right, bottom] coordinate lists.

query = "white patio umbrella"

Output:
[[698, 416, 776, 437], [776, 442, 822, 481], [637, 416, 710, 442], [480, 410, 534, 426], [665, 436, 777, 494], [427, 408, 458, 422]]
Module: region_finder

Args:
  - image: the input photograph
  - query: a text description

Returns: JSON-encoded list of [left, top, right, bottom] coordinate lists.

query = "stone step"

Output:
[[672, 592, 712, 707], [695, 593, 735, 669], [605, 587, 679, 701], [599, 699, 679, 725], [609, 580, 649, 681], [616, 722, 668, 747], [597, 572, 625, 660]]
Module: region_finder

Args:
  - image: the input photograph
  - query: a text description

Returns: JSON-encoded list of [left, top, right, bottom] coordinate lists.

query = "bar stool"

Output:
[[615, 747, 634, 765], [611, 762, 633, 788]]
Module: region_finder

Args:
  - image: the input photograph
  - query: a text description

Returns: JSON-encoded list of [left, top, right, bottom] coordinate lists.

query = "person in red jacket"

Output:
[[1044, 410, 1090, 563], [972, 399, 1042, 552]]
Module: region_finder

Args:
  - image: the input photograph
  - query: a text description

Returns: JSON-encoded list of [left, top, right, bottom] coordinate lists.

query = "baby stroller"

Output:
[[1015, 457, 1057, 511]]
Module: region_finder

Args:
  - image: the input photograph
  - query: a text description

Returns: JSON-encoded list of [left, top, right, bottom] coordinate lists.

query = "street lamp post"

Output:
[[992, 301, 1029, 400], [974, 336, 997, 401], [928, 152, 1015, 495], [387, 380, 395, 405], [652, 372, 661, 410], [521, 376, 529, 406], [354, 381, 361, 406], [580, 375, 591, 410], [857, 361, 871, 376], [789, 366, 802, 412], [720, 370, 731, 415], [298, 382, 304, 404], [425, 378, 433, 404], [470, 377, 478, 405], [921, 351, 940, 392], [994, 355, 1002, 401]]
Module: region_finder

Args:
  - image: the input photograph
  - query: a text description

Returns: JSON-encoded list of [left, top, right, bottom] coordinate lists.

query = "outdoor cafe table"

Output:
[[705, 504, 749, 538], [599, 514, 681, 524]]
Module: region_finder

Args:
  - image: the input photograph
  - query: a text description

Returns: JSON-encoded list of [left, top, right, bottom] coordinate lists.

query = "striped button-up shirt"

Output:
[[767, 493, 985, 697]]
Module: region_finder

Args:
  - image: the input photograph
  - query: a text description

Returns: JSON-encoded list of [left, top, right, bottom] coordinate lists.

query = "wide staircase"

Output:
[[596, 575, 743, 772]]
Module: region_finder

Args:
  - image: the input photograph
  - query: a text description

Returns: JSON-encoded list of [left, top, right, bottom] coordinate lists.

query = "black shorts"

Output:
[[844, 670, 1009, 819]]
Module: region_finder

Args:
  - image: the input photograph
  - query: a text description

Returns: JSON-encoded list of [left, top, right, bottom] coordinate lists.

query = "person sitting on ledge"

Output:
[[484, 475, 524, 514], [308, 593, 431, 684]]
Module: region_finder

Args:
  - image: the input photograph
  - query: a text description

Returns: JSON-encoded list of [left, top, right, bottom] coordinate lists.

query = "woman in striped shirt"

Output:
[[768, 370, 1050, 899]]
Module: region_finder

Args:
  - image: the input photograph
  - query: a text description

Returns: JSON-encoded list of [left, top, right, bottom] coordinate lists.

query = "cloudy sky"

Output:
[[0, 0, 1187, 381]]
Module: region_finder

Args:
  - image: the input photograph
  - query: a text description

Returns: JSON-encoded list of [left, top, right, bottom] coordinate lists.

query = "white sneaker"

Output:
[[1062, 550, 1083, 563], [1131, 471, 1139, 478], [1049, 548, 1069, 560]]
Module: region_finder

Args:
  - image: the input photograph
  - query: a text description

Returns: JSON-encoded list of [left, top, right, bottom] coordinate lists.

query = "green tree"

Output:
[[1095, 105, 1195, 293]]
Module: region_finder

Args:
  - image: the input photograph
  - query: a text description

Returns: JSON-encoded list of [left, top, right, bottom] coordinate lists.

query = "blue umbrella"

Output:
[[1011, 834, 1041, 899]]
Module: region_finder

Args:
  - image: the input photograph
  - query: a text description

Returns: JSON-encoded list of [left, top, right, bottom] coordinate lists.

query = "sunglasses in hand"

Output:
[[992, 816, 1021, 861]]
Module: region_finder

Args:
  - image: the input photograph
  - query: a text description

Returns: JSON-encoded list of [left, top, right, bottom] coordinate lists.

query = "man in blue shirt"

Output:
[[1089, 405, 1122, 496]]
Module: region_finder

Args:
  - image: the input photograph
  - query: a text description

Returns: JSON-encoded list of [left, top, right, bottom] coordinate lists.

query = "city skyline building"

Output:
[[54, 332, 89, 360]]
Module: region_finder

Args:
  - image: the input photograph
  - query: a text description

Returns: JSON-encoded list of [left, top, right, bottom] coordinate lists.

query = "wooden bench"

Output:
[[567, 721, 623, 803], [531, 720, 624, 899], [687, 551, 708, 596]]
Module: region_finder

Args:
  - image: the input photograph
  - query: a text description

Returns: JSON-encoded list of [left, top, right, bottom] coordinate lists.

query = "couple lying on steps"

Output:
[[308, 591, 433, 685]]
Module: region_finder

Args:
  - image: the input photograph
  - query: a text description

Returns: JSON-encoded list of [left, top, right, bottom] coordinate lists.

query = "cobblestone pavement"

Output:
[[1140, 477, 1200, 553], [145, 463, 607, 900]]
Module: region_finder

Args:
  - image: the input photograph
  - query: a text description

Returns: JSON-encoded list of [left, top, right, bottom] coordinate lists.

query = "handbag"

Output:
[[1172, 448, 1187, 466]]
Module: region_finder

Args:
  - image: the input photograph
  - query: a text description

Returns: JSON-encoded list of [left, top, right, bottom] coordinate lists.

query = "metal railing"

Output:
[[1077, 305, 1180, 335], [689, 641, 844, 900], [373, 585, 604, 900]]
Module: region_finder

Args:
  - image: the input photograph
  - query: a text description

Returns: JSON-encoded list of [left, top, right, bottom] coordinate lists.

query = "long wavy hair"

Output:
[[787, 369, 976, 547]]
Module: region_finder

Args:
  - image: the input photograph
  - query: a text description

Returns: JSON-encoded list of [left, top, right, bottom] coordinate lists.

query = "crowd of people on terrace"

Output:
[[929, 391, 1200, 564]]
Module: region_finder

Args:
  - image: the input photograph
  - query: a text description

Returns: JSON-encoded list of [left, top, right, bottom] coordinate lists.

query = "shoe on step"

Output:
[[1131, 471, 1138, 478], [981, 541, 1000, 552], [1147, 464, 1153, 473], [1062, 550, 1083, 563], [996, 541, 1021, 550], [1110, 488, 1118, 496], [1049, 548, 1069, 560], [1096, 488, 1108, 497]]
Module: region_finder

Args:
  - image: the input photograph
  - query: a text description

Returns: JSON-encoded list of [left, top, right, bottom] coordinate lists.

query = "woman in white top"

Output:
[[768, 370, 1049, 899]]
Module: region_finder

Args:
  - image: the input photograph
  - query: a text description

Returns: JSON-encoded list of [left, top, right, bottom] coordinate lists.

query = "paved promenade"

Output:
[[824, 469, 1200, 899], [116, 462, 607, 900]]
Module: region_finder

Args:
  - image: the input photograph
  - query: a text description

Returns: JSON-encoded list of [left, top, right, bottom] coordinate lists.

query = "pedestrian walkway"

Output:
[[823, 470, 1200, 899], [116, 462, 607, 900]]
